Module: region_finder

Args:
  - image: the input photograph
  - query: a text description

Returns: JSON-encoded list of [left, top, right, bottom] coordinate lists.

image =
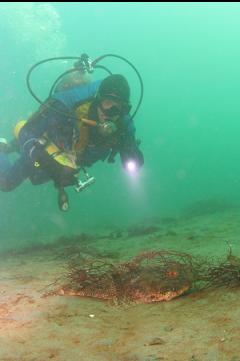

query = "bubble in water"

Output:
[[0, 3, 66, 59]]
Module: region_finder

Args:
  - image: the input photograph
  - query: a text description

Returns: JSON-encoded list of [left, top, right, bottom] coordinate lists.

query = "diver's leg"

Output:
[[0, 153, 30, 191]]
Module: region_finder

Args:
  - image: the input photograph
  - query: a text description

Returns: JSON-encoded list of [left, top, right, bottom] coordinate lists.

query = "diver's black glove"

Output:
[[52, 164, 78, 188]]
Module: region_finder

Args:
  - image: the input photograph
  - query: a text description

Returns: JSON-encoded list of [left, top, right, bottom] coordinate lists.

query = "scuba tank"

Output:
[[26, 53, 143, 121]]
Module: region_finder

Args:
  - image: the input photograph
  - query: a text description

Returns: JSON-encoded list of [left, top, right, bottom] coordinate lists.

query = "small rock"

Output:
[[144, 337, 166, 346], [164, 326, 174, 332], [190, 356, 198, 361]]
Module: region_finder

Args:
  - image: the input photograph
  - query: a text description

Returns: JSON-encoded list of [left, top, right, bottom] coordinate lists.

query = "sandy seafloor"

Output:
[[1, 209, 240, 361]]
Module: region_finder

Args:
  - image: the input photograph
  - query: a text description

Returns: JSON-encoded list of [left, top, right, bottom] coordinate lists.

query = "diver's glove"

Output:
[[52, 164, 78, 188], [0, 138, 8, 152]]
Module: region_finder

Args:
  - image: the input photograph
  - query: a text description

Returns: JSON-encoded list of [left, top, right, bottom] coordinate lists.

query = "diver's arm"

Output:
[[31, 144, 78, 187], [18, 104, 53, 162], [18, 103, 78, 187], [18, 99, 68, 161]]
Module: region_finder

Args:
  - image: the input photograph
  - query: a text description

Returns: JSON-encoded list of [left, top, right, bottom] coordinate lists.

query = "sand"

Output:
[[0, 209, 240, 361]]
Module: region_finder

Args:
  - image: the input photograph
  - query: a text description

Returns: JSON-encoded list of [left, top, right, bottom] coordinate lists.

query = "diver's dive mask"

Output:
[[98, 94, 132, 117], [99, 103, 122, 117]]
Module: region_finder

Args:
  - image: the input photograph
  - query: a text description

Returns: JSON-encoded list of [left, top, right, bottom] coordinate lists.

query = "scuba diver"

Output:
[[0, 54, 144, 211]]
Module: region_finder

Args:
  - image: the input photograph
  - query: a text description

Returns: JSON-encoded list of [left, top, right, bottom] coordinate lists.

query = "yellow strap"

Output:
[[74, 101, 93, 152], [81, 118, 97, 127], [75, 122, 89, 152], [45, 141, 77, 169]]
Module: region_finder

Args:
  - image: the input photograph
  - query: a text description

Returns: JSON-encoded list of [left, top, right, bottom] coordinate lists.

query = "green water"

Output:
[[1, 2, 240, 246]]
